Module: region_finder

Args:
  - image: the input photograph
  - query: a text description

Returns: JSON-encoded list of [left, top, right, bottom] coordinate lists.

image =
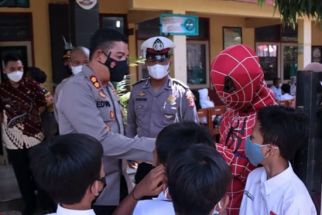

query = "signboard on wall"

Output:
[[160, 14, 199, 36], [0, 13, 32, 41], [0, 0, 29, 7]]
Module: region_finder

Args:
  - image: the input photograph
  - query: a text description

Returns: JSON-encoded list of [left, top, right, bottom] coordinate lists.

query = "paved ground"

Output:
[[0, 163, 23, 215]]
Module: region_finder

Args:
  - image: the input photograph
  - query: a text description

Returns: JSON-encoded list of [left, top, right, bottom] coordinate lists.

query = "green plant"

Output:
[[113, 57, 146, 123], [114, 75, 131, 123], [258, 0, 322, 27]]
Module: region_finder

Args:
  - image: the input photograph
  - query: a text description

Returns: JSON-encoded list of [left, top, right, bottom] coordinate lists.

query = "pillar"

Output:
[[297, 18, 312, 69], [171, 10, 187, 83]]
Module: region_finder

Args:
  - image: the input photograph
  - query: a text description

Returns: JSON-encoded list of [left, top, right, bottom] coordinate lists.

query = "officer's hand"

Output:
[[132, 164, 166, 199], [128, 160, 138, 169]]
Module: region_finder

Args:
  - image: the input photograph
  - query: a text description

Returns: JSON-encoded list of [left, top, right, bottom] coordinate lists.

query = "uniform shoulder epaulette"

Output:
[[89, 75, 101, 89], [172, 79, 189, 89], [133, 78, 149, 87]]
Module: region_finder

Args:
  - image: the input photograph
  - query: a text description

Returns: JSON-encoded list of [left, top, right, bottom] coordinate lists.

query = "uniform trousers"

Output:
[[7, 147, 37, 215]]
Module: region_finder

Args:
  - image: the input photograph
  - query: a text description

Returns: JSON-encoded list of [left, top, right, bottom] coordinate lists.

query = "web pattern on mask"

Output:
[[211, 45, 276, 215]]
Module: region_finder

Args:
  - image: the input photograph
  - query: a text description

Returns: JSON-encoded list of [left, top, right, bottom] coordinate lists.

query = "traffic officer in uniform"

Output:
[[55, 28, 155, 215], [126, 36, 198, 184]]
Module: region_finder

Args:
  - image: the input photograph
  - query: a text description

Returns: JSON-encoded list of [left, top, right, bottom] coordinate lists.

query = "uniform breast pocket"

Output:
[[98, 108, 109, 122], [162, 106, 178, 124], [134, 101, 148, 117]]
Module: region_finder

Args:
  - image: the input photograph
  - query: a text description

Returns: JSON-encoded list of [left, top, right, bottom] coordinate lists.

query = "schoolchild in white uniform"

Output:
[[240, 106, 317, 215], [168, 144, 231, 215], [133, 122, 232, 215], [30, 133, 165, 215]]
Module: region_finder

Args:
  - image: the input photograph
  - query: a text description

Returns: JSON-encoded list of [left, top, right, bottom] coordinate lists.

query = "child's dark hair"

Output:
[[156, 121, 214, 165], [26, 67, 47, 84], [30, 133, 103, 204], [168, 144, 231, 215], [257, 105, 308, 160], [281, 83, 291, 94]]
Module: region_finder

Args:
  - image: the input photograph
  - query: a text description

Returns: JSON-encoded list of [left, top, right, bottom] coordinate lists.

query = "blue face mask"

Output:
[[245, 136, 265, 166]]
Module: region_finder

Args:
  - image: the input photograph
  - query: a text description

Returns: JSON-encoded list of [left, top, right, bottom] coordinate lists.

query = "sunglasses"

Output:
[[146, 54, 170, 63]]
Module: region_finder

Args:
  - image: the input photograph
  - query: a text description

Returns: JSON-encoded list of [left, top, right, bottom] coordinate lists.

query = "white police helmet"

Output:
[[141, 36, 175, 58]]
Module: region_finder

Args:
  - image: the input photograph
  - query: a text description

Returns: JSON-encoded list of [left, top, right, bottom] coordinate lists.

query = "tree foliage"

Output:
[[258, 0, 322, 26]]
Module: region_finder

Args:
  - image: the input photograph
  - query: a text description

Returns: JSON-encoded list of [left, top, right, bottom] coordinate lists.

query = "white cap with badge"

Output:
[[141, 36, 175, 59], [141, 36, 175, 80]]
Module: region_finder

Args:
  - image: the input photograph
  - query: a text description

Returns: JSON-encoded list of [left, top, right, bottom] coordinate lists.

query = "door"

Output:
[[256, 43, 280, 83], [281, 44, 298, 80]]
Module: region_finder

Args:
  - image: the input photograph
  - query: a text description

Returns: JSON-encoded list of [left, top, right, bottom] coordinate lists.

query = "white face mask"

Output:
[[7, 71, 23, 82], [71, 65, 83, 75], [147, 64, 169, 80]]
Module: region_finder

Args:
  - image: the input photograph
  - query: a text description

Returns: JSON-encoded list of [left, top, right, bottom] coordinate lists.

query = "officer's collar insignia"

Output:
[[167, 95, 176, 105], [138, 91, 145, 97], [90, 75, 100, 89], [166, 78, 172, 89], [99, 90, 106, 98], [153, 39, 164, 51]]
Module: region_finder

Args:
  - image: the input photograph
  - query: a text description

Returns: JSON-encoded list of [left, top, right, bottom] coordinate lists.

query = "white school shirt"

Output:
[[239, 163, 317, 215], [270, 86, 282, 101], [48, 204, 96, 215], [133, 190, 175, 215]]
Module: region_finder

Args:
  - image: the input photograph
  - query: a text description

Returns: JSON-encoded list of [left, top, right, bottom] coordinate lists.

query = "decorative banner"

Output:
[[160, 14, 199, 36], [76, 0, 97, 10]]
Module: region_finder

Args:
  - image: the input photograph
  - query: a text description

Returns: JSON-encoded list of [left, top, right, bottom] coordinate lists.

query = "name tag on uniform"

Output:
[[136, 98, 147, 101], [96, 101, 110, 108]]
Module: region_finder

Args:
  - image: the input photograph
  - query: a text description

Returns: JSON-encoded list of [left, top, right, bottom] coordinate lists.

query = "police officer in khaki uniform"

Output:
[[55, 29, 154, 215], [126, 36, 198, 184], [54, 46, 90, 120]]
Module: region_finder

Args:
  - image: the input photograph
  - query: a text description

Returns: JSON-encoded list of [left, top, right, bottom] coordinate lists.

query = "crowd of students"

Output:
[[29, 105, 316, 215]]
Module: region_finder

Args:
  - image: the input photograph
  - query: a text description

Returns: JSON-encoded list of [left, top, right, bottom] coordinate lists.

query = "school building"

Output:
[[0, 0, 322, 91]]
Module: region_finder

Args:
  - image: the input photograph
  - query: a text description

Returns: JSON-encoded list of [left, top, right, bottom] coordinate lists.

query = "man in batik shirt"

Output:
[[0, 54, 46, 215]]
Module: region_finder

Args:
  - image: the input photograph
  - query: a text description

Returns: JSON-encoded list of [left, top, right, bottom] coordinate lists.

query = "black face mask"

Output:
[[103, 52, 129, 82]]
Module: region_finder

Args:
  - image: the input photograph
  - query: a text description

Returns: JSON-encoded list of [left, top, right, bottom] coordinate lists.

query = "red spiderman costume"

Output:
[[211, 45, 276, 215]]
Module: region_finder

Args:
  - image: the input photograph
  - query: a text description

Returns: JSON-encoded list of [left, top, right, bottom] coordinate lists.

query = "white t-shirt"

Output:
[[270, 86, 282, 101], [48, 204, 95, 215], [133, 191, 175, 215], [239, 164, 317, 215], [280, 93, 294, 101]]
